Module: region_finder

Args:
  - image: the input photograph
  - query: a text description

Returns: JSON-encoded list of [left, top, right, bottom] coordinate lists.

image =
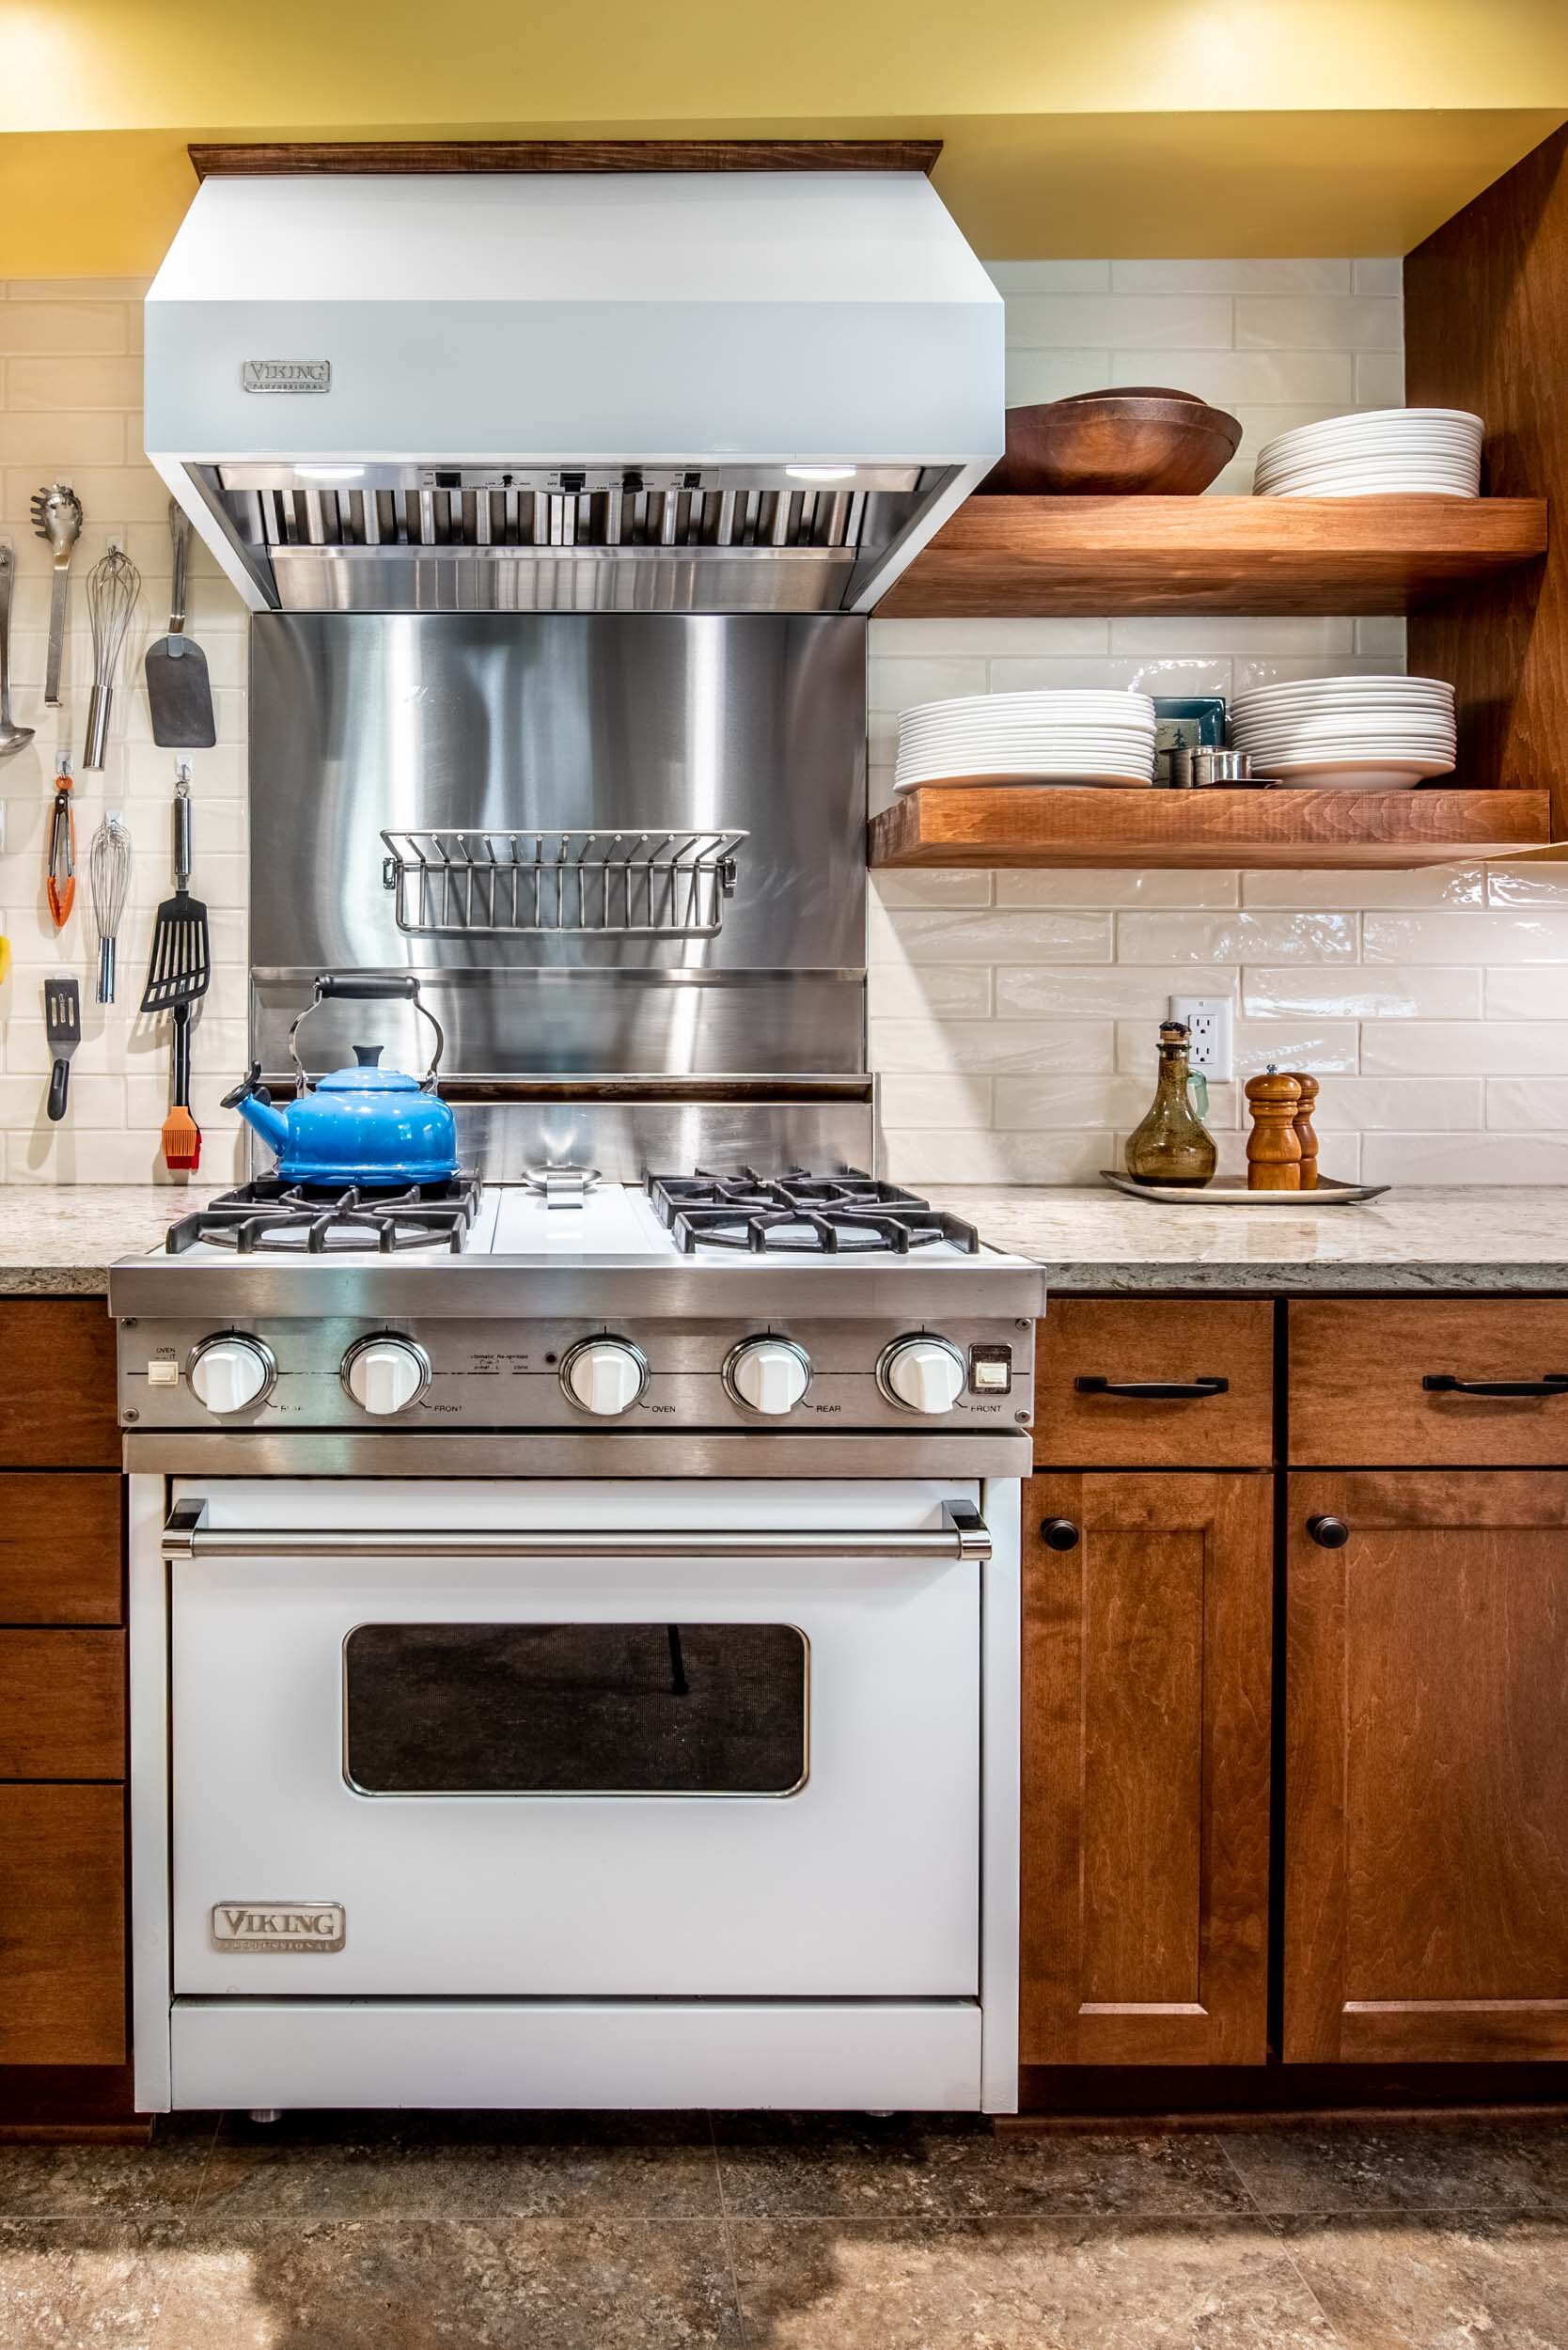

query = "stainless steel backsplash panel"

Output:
[[248, 614, 866, 976]]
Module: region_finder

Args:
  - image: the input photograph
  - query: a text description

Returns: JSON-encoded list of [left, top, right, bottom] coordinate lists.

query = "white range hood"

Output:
[[144, 170, 1003, 615]]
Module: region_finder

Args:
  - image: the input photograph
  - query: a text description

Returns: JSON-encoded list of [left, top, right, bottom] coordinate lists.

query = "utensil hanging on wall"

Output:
[[88, 811, 133, 1004], [145, 502, 216, 749], [0, 542, 34, 761], [82, 543, 140, 771], [140, 764, 212, 1014], [29, 481, 83, 708], [46, 755, 75, 929], [44, 976, 80, 1122]]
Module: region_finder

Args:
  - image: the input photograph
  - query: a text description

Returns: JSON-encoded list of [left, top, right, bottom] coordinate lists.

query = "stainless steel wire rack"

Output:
[[380, 827, 747, 938]]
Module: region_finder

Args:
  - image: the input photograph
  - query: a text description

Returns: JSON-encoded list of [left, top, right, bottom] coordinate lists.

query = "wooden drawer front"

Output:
[[0, 1633, 124, 1779], [1286, 1471, 1568, 2063], [0, 1302, 118, 1468], [1291, 1299, 1568, 1465], [1034, 1300, 1274, 1467], [0, 1785, 125, 2064], [1021, 1472, 1272, 2067], [0, 1476, 121, 1625]]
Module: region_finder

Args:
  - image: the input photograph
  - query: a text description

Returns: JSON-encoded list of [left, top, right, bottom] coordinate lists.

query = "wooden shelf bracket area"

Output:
[[870, 787, 1553, 871], [876, 496, 1547, 619]]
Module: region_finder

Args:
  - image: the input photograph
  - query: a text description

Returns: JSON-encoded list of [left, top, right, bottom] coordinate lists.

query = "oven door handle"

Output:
[[160, 1499, 992, 1563]]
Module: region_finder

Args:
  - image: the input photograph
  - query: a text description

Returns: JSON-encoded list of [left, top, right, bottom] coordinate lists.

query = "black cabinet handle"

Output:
[[1422, 1373, 1568, 1398], [1074, 1375, 1230, 1401], [1039, 1517, 1081, 1552], [1307, 1515, 1351, 1549]]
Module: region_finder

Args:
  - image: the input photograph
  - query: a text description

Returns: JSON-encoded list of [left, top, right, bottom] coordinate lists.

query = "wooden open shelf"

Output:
[[870, 787, 1553, 871], [876, 496, 1548, 619]]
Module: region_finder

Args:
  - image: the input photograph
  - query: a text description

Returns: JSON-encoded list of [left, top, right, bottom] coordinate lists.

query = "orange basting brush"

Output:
[[162, 1001, 202, 1171]]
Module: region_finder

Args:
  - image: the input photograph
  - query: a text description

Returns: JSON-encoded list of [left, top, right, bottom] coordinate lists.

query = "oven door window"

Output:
[[342, 1622, 808, 1796]]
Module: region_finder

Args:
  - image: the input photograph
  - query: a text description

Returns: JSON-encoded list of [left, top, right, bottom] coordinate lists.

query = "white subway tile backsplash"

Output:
[[871, 870, 995, 910], [1352, 258, 1403, 296], [1361, 1024, 1568, 1076], [867, 966, 994, 1020], [880, 1129, 1113, 1185], [1108, 617, 1355, 658], [1484, 969, 1568, 1020], [871, 619, 1110, 659], [1354, 351, 1405, 406], [1004, 350, 1115, 405], [985, 654, 1234, 698], [1105, 349, 1355, 405], [1111, 258, 1352, 295], [1485, 1080, 1568, 1131], [1243, 967, 1482, 1020], [1235, 295, 1403, 351], [1117, 912, 1358, 964], [1240, 865, 1484, 910], [996, 870, 1239, 910], [869, 1019, 1115, 1075], [992, 1074, 1152, 1130], [871, 904, 1113, 965], [1307, 1077, 1482, 1131], [1486, 864, 1568, 907], [1366, 911, 1568, 965], [998, 964, 1235, 1019], [1004, 294, 1234, 351], [985, 260, 1112, 293], [867, 656, 990, 711], [876, 1075, 995, 1129], [1362, 1134, 1568, 1185]]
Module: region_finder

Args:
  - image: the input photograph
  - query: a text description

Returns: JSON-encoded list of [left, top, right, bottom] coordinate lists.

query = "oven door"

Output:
[[168, 1479, 981, 1998]]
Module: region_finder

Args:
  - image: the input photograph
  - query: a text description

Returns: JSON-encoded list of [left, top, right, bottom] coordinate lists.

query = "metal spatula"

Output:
[[45, 977, 80, 1122], [140, 767, 211, 1014], [144, 504, 215, 749]]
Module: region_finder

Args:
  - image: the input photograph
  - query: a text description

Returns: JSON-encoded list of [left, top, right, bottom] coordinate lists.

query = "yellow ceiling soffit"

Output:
[[8, 0, 1568, 128], [1, 110, 1564, 278]]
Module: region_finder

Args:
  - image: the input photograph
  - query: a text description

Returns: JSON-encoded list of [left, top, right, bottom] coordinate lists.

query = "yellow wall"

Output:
[[3, 0, 1567, 270]]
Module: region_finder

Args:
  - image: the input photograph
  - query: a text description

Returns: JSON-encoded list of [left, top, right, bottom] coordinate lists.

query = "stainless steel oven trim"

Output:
[[124, 1430, 1033, 1479], [339, 1622, 812, 1802], [161, 1498, 992, 1563]]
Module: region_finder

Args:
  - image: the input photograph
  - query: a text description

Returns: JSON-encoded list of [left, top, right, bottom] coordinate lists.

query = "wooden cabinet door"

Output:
[[0, 1785, 125, 2064], [1021, 1471, 1272, 2066], [1286, 1471, 1568, 2062], [0, 1302, 118, 1468]]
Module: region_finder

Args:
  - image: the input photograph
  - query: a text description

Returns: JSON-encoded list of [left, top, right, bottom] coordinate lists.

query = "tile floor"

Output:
[[4, 2107, 1568, 2346]]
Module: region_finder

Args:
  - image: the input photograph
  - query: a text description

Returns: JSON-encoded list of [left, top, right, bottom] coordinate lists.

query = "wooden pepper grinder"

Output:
[[1245, 1067, 1303, 1190], [1286, 1072, 1319, 1190]]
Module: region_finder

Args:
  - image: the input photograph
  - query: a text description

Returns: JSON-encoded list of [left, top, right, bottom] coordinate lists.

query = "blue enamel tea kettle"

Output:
[[224, 974, 458, 1187]]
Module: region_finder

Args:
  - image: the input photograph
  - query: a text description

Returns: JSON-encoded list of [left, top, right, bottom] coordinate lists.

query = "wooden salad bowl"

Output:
[[980, 387, 1243, 496]]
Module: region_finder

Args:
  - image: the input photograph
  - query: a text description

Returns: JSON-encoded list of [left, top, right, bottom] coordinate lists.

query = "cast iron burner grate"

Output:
[[646, 1167, 980, 1258], [165, 1176, 481, 1256]]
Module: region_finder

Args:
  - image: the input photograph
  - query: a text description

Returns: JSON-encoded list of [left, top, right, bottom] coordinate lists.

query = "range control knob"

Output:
[[724, 1337, 812, 1417], [878, 1335, 966, 1417], [342, 1336, 431, 1418], [560, 1337, 649, 1418], [187, 1334, 276, 1417]]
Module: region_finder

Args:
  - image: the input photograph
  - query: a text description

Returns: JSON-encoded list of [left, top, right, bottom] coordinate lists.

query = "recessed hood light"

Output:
[[296, 464, 365, 482], [786, 465, 857, 483]]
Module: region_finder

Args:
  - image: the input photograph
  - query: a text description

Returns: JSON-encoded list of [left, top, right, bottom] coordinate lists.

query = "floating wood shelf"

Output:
[[876, 496, 1548, 619], [870, 787, 1554, 871]]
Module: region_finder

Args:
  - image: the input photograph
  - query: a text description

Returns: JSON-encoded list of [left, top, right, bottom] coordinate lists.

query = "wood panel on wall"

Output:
[[1406, 124, 1568, 833]]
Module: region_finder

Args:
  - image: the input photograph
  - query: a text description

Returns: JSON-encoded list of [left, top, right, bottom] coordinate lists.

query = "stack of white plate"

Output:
[[1253, 408, 1483, 498], [1229, 675, 1456, 791], [894, 691, 1157, 791]]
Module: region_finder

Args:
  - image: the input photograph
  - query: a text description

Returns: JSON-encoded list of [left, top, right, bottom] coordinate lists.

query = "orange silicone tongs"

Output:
[[46, 756, 75, 929]]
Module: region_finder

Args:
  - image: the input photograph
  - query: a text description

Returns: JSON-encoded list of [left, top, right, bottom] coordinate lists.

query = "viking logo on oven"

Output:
[[212, 1903, 345, 1953]]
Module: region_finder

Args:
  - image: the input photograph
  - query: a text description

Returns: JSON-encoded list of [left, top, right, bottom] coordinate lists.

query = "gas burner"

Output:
[[165, 1177, 481, 1257], [645, 1167, 980, 1258]]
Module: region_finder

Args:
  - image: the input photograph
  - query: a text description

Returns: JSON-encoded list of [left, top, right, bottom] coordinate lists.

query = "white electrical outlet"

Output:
[[1168, 995, 1234, 1082]]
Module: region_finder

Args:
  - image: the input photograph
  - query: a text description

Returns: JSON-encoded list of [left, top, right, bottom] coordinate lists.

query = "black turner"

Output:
[[44, 976, 79, 1121], [140, 767, 211, 1014]]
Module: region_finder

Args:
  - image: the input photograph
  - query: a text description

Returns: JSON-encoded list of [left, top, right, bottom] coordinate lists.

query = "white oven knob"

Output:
[[561, 1338, 648, 1417], [187, 1335, 275, 1417], [879, 1335, 966, 1417], [342, 1337, 431, 1418], [725, 1338, 811, 1416]]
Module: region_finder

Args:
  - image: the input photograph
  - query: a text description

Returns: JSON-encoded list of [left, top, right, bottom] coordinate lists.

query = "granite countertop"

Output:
[[931, 1185, 1568, 1293], [0, 1187, 218, 1295], [4, 1182, 1568, 1299]]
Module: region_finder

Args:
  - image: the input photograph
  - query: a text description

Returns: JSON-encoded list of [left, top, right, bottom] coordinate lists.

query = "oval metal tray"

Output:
[[1101, 1170, 1389, 1206]]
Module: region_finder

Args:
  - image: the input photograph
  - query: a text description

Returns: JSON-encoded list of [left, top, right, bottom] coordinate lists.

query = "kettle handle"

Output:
[[290, 973, 446, 1094]]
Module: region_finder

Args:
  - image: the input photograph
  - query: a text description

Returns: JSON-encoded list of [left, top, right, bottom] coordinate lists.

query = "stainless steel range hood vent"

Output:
[[146, 171, 1002, 614]]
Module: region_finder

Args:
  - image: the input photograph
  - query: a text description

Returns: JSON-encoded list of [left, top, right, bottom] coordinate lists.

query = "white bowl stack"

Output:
[[894, 691, 1157, 791], [1253, 409, 1483, 498], [1228, 675, 1457, 791]]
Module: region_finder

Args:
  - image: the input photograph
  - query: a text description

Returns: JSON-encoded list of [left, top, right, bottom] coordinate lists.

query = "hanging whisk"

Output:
[[83, 545, 141, 771], [88, 812, 133, 1003]]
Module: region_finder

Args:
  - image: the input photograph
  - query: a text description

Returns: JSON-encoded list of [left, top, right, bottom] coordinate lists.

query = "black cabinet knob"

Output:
[[1307, 1514, 1350, 1549], [1040, 1517, 1080, 1551]]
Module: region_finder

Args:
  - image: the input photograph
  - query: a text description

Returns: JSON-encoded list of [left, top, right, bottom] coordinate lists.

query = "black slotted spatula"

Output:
[[140, 767, 211, 1015], [44, 976, 80, 1121]]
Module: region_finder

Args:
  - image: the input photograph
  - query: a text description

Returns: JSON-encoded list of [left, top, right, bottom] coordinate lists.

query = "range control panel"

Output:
[[118, 1316, 1033, 1434]]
